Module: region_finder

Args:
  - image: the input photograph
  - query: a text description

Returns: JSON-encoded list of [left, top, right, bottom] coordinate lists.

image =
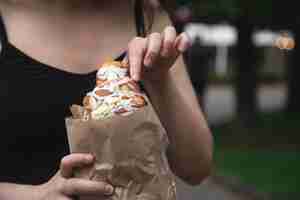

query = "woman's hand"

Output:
[[126, 25, 213, 185], [127, 26, 191, 82], [38, 153, 114, 200]]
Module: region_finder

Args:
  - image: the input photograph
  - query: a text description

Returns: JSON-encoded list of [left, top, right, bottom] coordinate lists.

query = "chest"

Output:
[[1, 7, 136, 74], [0, 61, 95, 118]]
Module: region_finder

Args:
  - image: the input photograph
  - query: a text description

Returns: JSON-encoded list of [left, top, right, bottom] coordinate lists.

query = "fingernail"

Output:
[[130, 68, 135, 79], [175, 36, 182, 49], [91, 154, 96, 161], [144, 59, 150, 67], [86, 154, 94, 161], [178, 41, 189, 52], [105, 185, 114, 195], [133, 74, 139, 81]]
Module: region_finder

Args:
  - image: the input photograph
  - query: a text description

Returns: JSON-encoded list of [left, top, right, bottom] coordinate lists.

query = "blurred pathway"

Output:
[[176, 84, 285, 200], [176, 177, 259, 200], [204, 84, 286, 125]]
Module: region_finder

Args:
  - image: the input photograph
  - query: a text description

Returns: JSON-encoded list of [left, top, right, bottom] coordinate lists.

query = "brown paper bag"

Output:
[[65, 103, 176, 200]]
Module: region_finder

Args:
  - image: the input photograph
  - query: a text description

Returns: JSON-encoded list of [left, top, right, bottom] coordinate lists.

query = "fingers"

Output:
[[127, 26, 191, 81], [144, 32, 162, 67], [58, 154, 113, 198], [161, 26, 177, 57], [175, 32, 191, 53], [63, 178, 114, 197], [60, 154, 95, 178], [128, 37, 147, 81]]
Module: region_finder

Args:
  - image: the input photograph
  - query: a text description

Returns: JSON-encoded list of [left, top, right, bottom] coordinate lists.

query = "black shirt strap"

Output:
[[134, 0, 146, 37], [115, 51, 127, 61]]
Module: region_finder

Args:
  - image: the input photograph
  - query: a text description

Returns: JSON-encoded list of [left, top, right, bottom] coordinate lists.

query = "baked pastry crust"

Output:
[[81, 61, 147, 120]]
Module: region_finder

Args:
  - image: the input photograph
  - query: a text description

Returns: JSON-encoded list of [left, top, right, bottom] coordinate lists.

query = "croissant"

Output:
[[82, 61, 147, 120]]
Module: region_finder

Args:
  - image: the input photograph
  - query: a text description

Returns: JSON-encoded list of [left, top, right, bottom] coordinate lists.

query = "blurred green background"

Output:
[[170, 0, 300, 198]]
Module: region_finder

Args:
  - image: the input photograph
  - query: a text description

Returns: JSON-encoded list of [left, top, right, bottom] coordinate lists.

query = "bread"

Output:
[[82, 61, 147, 120]]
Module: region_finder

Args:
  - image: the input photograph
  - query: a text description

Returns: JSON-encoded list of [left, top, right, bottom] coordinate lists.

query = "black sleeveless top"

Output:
[[0, 15, 130, 184]]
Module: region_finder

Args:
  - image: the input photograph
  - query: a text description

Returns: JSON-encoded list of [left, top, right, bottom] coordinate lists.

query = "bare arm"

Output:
[[138, 10, 213, 185], [0, 183, 40, 200], [144, 55, 213, 185]]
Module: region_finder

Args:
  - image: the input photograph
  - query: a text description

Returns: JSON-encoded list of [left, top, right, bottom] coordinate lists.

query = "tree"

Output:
[[184, 0, 279, 123], [185, 37, 214, 103], [235, 13, 258, 123], [286, 28, 300, 113], [276, 2, 300, 113], [189, 0, 269, 123]]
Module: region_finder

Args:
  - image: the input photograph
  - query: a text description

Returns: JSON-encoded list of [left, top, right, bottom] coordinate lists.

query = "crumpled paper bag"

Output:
[[65, 103, 176, 200]]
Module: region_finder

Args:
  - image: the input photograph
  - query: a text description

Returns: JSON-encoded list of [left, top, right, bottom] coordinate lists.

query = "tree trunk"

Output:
[[286, 26, 300, 113], [185, 37, 212, 104], [172, 17, 212, 106], [235, 16, 258, 124]]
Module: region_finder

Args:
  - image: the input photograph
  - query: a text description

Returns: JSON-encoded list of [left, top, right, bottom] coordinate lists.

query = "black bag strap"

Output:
[[0, 13, 8, 57], [134, 0, 146, 37], [0, 13, 8, 45], [115, 0, 146, 61]]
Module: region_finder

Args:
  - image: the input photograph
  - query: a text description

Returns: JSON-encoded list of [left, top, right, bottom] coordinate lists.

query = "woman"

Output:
[[0, 0, 213, 199]]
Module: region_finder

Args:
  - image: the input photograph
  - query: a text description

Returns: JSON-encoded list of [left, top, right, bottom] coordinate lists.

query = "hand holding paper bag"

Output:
[[66, 61, 176, 200]]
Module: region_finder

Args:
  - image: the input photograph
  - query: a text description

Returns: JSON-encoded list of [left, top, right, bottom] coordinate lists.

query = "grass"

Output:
[[212, 111, 300, 150], [212, 111, 300, 194], [214, 148, 300, 194]]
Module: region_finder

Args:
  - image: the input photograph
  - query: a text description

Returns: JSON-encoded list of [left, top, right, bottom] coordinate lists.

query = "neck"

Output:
[[1, 0, 134, 13], [1, 0, 135, 42], [0, 0, 137, 73], [3, 1, 134, 20]]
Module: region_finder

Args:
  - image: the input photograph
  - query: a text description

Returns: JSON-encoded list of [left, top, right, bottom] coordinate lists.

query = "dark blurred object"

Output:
[[274, 2, 300, 113], [185, 37, 213, 104], [235, 14, 259, 124], [173, 6, 192, 24], [171, 6, 192, 33], [286, 26, 300, 113], [169, 4, 211, 105], [272, 1, 300, 113]]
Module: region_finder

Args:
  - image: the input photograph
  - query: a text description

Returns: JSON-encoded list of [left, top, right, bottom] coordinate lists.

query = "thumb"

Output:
[[60, 153, 95, 178]]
